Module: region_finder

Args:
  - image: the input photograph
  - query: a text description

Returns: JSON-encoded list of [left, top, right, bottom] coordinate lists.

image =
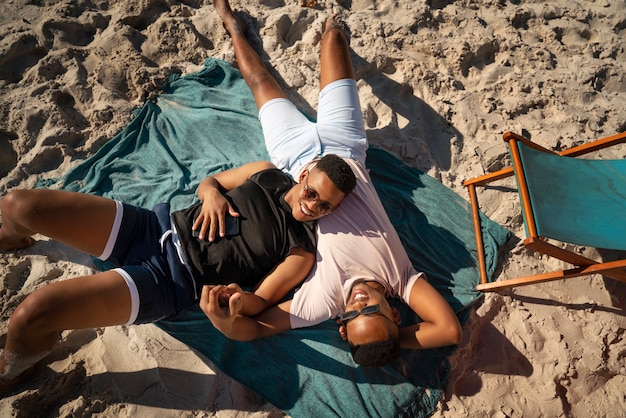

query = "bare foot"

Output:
[[0, 365, 35, 398], [0, 228, 34, 251], [323, 15, 344, 36], [213, 0, 243, 35]]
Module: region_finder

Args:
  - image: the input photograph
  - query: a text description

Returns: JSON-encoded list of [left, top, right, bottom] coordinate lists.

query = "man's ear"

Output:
[[391, 307, 402, 325], [331, 194, 345, 210], [298, 168, 309, 183], [337, 320, 348, 341]]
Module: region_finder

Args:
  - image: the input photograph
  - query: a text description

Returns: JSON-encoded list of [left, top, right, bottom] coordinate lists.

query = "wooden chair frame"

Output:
[[464, 131, 626, 291]]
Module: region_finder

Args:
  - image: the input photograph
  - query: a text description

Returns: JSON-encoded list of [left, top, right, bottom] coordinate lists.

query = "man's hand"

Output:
[[199, 284, 294, 341], [199, 285, 244, 337], [194, 161, 275, 241], [193, 187, 239, 242]]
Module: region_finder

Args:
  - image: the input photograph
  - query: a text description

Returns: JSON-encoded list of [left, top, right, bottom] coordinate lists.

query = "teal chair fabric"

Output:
[[515, 141, 626, 251]]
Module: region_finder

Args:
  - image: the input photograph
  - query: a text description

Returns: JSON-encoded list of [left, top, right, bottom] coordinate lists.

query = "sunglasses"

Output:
[[339, 304, 384, 324], [302, 183, 333, 215]]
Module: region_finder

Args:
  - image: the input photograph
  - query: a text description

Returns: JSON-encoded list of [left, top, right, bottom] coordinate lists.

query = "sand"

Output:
[[1, 0, 625, 416]]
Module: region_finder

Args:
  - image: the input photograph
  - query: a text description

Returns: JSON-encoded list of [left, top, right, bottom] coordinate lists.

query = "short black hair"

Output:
[[315, 154, 356, 196], [349, 337, 401, 367]]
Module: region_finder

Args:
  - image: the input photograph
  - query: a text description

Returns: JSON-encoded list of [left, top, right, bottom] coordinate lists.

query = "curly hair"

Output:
[[315, 154, 357, 196], [349, 336, 401, 367]]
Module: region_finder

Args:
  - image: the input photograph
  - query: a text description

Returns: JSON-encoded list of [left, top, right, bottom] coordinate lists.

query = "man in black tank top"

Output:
[[0, 156, 356, 394]]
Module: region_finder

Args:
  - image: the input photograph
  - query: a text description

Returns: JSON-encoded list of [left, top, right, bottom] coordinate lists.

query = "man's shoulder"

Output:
[[250, 168, 293, 189]]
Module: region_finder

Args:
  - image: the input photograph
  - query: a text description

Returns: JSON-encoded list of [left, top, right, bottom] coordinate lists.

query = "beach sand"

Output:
[[1, 0, 625, 416]]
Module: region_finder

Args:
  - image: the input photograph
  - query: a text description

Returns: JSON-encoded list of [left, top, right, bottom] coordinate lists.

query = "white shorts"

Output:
[[259, 78, 368, 179]]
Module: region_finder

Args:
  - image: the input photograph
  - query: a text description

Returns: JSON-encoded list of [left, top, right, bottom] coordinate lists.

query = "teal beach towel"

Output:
[[55, 59, 511, 417]]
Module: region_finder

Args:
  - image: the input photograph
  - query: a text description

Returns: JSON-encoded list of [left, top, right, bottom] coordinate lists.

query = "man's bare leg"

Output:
[[320, 16, 354, 90], [214, 0, 287, 109], [0, 189, 116, 255], [0, 269, 132, 394], [0, 189, 129, 394]]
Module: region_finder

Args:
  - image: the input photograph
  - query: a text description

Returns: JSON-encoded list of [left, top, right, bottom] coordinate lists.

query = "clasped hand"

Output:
[[199, 284, 244, 336]]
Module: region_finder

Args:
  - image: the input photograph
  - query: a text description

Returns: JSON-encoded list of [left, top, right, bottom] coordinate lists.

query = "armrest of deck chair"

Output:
[[463, 130, 626, 189], [504, 130, 626, 157]]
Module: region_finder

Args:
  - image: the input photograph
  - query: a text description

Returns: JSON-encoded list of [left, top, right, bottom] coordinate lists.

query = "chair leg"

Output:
[[477, 259, 626, 291], [467, 184, 488, 286]]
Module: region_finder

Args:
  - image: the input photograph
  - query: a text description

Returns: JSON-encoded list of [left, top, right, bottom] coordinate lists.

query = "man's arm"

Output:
[[194, 160, 275, 240], [199, 286, 294, 341], [398, 277, 463, 349], [245, 247, 313, 315], [208, 247, 314, 317]]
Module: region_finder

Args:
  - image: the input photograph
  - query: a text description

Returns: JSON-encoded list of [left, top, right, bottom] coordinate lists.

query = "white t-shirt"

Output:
[[289, 159, 424, 328]]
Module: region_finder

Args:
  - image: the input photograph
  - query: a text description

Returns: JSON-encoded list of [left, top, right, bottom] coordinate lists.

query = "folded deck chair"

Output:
[[464, 130, 626, 291]]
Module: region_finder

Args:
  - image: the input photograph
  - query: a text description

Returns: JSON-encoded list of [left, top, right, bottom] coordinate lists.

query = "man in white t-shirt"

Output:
[[202, 0, 462, 367]]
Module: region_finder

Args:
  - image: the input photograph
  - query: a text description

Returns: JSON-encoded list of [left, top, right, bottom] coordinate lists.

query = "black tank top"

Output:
[[171, 169, 316, 288]]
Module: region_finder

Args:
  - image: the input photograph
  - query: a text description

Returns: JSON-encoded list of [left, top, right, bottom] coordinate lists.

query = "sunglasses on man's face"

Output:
[[339, 304, 383, 324], [302, 184, 333, 215]]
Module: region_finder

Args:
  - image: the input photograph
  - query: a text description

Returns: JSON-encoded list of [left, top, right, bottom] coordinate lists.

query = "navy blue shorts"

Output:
[[103, 203, 197, 324]]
